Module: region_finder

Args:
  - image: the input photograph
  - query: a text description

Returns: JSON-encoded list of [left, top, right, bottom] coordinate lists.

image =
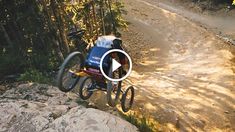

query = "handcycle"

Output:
[[56, 29, 134, 112]]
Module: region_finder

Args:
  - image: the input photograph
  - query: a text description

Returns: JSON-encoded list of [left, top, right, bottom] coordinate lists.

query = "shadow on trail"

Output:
[[74, 0, 235, 130], [129, 46, 235, 130]]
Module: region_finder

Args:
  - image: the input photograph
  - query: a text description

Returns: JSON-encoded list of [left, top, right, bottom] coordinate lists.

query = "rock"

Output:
[[0, 83, 138, 132], [0, 85, 7, 94], [195, 119, 206, 128], [44, 107, 138, 132], [175, 117, 180, 128]]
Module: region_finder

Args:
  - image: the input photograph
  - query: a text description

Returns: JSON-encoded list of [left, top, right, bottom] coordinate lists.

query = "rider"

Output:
[[68, 27, 128, 76], [95, 31, 128, 75]]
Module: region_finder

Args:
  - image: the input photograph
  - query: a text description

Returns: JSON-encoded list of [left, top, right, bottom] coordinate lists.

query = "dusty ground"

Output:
[[121, 0, 235, 131], [144, 0, 235, 41], [2, 1, 234, 132]]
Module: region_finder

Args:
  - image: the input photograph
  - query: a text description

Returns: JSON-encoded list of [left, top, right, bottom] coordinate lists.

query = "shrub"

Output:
[[120, 112, 158, 132], [18, 68, 51, 84], [0, 53, 24, 79], [124, 114, 153, 132]]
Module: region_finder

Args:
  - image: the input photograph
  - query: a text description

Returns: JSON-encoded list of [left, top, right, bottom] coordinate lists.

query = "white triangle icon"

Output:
[[112, 59, 121, 72]]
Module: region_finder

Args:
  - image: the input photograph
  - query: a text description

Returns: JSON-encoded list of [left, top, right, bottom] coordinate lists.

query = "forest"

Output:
[[0, 0, 234, 82], [0, 0, 235, 131], [0, 0, 127, 82]]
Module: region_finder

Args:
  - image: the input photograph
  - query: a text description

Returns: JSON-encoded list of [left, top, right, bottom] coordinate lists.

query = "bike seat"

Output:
[[85, 46, 110, 70]]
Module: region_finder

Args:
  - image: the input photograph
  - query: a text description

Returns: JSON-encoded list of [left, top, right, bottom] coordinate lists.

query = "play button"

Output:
[[100, 49, 132, 82], [112, 59, 121, 72]]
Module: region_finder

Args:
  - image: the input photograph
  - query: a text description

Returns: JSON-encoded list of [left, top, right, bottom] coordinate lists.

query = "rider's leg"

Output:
[[118, 53, 127, 76], [113, 39, 127, 75]]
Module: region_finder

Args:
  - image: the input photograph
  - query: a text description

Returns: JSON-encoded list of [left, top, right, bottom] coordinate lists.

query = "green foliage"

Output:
[[76, 99, 89, 107], [121, 113, 155, 132], [18, 68, 51, 84], [0, 0, 127, 82], [233, 0, 235, 5], [104, 1, 128, 34], [0, 53, 24, 78], [197, 0, 233, 5], [66, 0, 128, 40]]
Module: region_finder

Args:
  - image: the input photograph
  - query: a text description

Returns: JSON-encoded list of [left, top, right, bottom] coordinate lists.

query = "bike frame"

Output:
[[73, 52, 118, 83]]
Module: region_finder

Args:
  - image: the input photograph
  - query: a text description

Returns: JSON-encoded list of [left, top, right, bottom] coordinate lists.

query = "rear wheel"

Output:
[[79, 77, 94, 100], [121, 86, 135, 112], [57, 52, 84, 92]]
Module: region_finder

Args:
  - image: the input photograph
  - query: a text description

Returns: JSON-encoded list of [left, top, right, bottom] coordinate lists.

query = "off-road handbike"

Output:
[[56, 29, 134, 112]]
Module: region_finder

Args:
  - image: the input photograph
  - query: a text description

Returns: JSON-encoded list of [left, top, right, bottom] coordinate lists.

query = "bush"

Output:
[[0, 53, 24, 79], [18, 68, 51, 84], [120, 112, 158, 132], [192, 0, 233, 5], [124, 114, 152, 132]]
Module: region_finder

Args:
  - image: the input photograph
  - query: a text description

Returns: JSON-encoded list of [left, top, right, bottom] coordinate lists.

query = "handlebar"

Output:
[[67, 29, 86, 39]]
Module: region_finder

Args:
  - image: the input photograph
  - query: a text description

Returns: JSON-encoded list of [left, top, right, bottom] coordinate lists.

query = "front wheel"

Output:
[[57, 52, 84, 92], [121, 86, 135, 112], [79, 77, 94, 100], [106, 66, 122, 107]]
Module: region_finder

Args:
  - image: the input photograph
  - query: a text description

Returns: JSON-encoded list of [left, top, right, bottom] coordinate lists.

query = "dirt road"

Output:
[[122, 0, 235, 131]]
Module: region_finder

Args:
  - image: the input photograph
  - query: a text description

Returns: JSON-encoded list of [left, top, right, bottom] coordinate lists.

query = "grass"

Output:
[[119, 110, 161, 132], [76, 99, 89, 107], [17, 68, 52, 84], [122, 113, 153, 132]]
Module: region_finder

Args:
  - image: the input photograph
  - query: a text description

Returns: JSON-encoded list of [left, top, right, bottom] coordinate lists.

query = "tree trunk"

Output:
[[0, 23, 13, 48], [51, 1, 70, 55], [100, 1, 106, 35], [52, 38, 64, 62]]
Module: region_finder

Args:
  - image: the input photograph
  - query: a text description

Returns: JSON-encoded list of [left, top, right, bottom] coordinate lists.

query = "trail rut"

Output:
[[122, 0, 235, 131]]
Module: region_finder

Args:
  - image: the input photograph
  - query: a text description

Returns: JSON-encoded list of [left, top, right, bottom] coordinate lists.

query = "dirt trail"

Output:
[[144, 0, 235, 40], [122, 0, 235, 131]]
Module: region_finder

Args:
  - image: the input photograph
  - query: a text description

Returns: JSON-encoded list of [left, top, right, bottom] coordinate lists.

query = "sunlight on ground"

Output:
[[122, 0, 235, 131], [144, 103, 157, 110]]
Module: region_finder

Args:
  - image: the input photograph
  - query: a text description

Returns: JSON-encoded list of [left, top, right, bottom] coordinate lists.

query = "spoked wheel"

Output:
[[79, 77, 94, 100], [106, 65, 122, 107], [57, 52, 84, 92], [121, 86, 135, 112]]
